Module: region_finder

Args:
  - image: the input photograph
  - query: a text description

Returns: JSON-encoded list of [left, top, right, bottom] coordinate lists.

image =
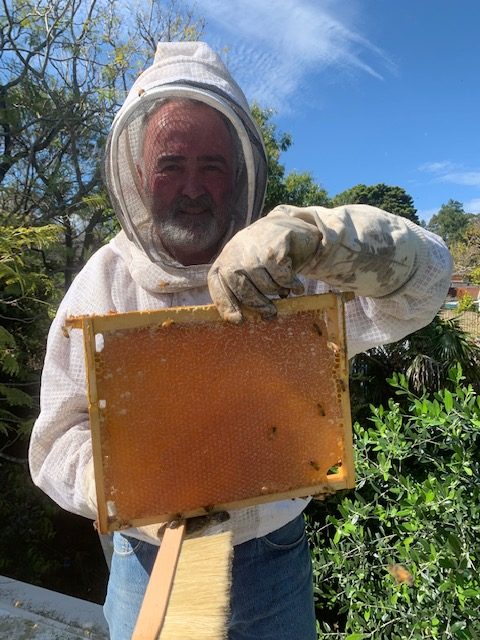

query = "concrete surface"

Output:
[[0, 575, 108, 639]]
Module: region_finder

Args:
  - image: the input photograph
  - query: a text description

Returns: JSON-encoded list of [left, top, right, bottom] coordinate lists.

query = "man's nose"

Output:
[[180, 169, 206, 199]]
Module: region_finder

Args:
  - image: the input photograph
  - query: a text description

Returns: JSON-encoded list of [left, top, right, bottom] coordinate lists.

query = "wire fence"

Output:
[[440, 310, 480, 338]]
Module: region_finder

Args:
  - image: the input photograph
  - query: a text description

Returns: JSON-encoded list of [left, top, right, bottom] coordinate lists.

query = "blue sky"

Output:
[[199, 0, 480, 222]]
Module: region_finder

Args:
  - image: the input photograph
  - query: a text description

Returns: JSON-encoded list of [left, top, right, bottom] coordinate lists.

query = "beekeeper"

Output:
[[29, 42, 452, 640]]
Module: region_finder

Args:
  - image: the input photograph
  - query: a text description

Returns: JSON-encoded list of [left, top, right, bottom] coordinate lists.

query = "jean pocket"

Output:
[[112, 532, 145, 557], [262, 515, 306, 551]]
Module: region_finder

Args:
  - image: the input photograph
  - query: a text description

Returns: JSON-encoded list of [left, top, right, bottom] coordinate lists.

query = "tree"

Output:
[[427, 200, 476, 247], [0, 225, 59, 443], [331, 183, 420, 223], [0, 224, 63, 583], [449, 217, 480, 280], [1, 0, 204, 289], [250, 105, 329, 212], [283, 171, 329, 208]]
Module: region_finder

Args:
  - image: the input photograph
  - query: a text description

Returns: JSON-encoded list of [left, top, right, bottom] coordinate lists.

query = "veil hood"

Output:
[[104, 42, 267, 292]]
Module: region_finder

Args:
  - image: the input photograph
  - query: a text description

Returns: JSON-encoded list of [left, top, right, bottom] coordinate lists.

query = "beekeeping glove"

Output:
[[208, 204, 423, 323]]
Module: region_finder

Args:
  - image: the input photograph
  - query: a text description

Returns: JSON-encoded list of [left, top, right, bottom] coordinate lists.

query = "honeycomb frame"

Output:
[[67, 293, 354, 534]]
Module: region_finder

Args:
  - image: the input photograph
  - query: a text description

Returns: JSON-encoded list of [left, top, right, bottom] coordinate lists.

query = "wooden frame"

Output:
[[67, 293, 354, 534]]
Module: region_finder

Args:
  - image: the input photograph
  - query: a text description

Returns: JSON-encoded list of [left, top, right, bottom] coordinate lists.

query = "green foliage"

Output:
[[250, 104, 292, 211], [309, 368, 480, 639], [457, 294, 475, 312], [349, 314, 480, 423], [427, 201, 476, 247], [470, 267, 480, 285], [250, 104, 329, 212], [0, 226, 59, 298], [283, 172, 330, 208], [449, 217, 480, 281], [0, 225, 59, 440], [331, 184, 419, 224]]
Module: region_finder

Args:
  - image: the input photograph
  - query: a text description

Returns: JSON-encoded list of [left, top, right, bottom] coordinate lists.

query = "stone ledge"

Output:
[[0, 575, 108, 639]]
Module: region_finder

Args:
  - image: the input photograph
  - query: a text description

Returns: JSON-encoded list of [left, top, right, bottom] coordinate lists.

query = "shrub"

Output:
[[457, 294, 475, 312], [469, 267, 480, 286], [308, 366, 480, 639]]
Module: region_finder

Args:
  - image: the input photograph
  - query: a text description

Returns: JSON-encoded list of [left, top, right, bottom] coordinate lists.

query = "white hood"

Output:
[[104, 42, 267, 293]]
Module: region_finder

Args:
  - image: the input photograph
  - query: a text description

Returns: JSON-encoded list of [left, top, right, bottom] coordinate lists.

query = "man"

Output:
[[29, 42, 452, 639]]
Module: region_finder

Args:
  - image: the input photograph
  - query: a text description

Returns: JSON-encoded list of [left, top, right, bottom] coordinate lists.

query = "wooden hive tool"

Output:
[[66, 292, 355, 639]]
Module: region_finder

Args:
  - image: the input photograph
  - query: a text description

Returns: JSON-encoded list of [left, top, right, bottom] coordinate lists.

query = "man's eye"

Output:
[[157, 164, 181, 173], [203, 164, 224, 173]]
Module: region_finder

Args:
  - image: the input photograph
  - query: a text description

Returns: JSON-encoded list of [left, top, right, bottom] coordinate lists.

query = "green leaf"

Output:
[[0, 353, 19, 376], [0, 384, 33, 408], [444, 388, 453, 411]]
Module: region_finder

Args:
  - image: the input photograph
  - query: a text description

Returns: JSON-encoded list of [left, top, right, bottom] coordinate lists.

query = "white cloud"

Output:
[[440, 172, 480, 187], [464, 198, 480, 213], [418, 161, 455, 174], [418, 161, 480, 187], [200, 0, 394, 110]]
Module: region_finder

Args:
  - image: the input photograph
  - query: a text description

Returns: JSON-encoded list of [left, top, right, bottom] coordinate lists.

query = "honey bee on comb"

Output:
[[388, 563, 414, 586]]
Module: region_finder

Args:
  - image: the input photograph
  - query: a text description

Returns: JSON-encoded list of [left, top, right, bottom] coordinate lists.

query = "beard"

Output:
[[151, 194, 232, 265]]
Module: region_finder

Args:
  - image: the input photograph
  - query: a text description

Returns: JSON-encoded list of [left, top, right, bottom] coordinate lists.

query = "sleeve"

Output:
[[308, 221, 452, 358], [28, 250, 119, 519]]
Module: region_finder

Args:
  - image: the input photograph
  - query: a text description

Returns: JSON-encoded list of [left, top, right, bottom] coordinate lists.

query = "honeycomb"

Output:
[[73, 295, 353, 532]]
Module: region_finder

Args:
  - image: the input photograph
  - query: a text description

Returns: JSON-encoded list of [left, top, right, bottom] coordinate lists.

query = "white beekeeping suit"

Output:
[[29, 41, 452, 546]]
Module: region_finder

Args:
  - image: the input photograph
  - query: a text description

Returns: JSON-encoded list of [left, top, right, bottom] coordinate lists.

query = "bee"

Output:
[[317, 403, 326, 416], [268, 426, 278, 440], [388, 563, 413, 586], [312, 322, 323, 337]]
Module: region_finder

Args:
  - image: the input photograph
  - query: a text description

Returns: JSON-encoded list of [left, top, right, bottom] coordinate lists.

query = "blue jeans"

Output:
[[104, 514, 316, 639]]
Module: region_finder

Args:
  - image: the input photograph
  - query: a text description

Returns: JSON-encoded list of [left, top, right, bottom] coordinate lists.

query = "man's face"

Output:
[[140, 101, 235, 266]]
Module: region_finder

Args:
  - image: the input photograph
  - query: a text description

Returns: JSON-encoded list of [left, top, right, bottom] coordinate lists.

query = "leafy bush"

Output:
[[470, 267, 480, 286], [457, 294, 475, 312], [349, 315, 480, 424], [308, 367, 480, 639], [0, 225, 60, 437]]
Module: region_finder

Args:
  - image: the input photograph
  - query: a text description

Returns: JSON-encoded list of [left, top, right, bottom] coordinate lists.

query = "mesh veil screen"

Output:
[[104, 95, 257, 268]]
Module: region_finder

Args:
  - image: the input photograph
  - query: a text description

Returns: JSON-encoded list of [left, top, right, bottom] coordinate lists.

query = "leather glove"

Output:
[[208, 204, 423, 323]]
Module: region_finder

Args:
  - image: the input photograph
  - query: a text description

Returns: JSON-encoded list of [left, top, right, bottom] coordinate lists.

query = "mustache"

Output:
[[155, 195, 216, 216]]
